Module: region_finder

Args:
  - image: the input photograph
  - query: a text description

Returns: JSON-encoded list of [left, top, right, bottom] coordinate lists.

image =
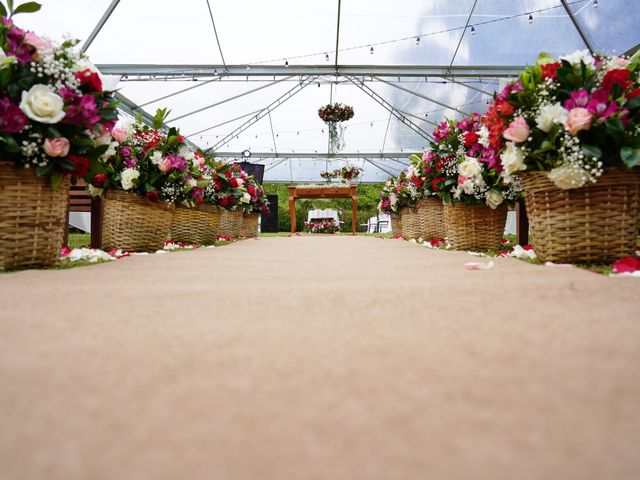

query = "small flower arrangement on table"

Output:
[[491, 50, 640, 188], [303, 219, 340, 234], [320, 169, 338, 181], [0, 13, 118, 186]]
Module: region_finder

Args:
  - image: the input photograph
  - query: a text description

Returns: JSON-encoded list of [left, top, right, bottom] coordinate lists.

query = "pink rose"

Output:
[[503, 117, 530, 143], [43, 137, 70, 157], [25, 31, 54, 58], [564, 108, 592, 134], [111, 127, 128, 143], [157, 157, 172, 172]]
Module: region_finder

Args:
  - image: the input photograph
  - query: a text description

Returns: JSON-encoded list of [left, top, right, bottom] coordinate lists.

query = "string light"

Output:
[[415, 36, 420, 46], [325, 52, 329, 61], [370, 45, 374, 54], [470, 25, 476, 35], [592, 0, 598, 7], [528, 13, 533, 23], [285, 59, 289, 67]]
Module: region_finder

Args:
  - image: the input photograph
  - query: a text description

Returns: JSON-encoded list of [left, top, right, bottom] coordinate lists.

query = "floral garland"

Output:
[[303, 219, 339, 234], [0, 16, 118, 186], [491, 50, 640, 189]]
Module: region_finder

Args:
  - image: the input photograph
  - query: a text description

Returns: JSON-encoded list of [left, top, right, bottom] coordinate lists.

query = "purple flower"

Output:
[[3, 19, 34, 65], [64, 94, 101, 128], [168, 154, 187, 172], [434, 121, 451, 142], [0, 97, 28, 133], [587, 89, 619, 120], [119, 146, 131, 158], [564, 89, 590, 110], [124, 157, 138, 168]]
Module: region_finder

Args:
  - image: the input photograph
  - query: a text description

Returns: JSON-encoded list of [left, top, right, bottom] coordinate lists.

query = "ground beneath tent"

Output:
[[1, 236, 639, 480]]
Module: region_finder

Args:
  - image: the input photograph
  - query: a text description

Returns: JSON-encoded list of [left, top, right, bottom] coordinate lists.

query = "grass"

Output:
[[67, 232, 91, 248]]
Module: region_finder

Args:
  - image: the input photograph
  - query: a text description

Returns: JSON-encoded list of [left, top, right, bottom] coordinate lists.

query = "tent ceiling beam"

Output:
[[363, 158, 400, 177], [447, 0, 478, 74], [207, 76, 316, 152], [373, 76, 471, 116], [346, 76, 433, 141], [81, 0, 120, 53], [438, 76, 493, 96], [559, 0, 595, 55], [140, 74, 224, 108], [96, 64, 525, 78], [185, 108, 262, 138], [213, 152, 411, 159], [205, 0, 227, 67], [334, 0, 342, 68]]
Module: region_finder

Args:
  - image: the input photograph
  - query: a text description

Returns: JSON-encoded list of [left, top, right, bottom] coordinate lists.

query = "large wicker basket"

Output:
[[520, 168, 640, 263], [170, 204, 222, 245], [239, 212, 259, 238], [390, 214, 401, 234], [0, 161, 69, 270], [444, 203, 507, 251], [217, 209, 243, 238], [101, 189, 174, 252], [400, 206, 418, 240], [414, 197, 446, 239]]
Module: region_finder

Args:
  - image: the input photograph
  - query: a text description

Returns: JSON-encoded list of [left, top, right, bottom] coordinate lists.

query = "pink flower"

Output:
[[111, 127, 128, 143], [43, 137, 70, 157], [0, 97, 28, 133], [586, 89, 619, 120], [612, 257, 640, 273], [25, 31, 54, 58], [157, 157, 172, 172], [564, 108, 592, 134], [503, 117, 530, 142], [564, 89, 590, 110]]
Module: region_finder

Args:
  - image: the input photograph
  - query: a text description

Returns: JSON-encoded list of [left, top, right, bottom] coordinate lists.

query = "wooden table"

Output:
[[288, 184, 358, 234]]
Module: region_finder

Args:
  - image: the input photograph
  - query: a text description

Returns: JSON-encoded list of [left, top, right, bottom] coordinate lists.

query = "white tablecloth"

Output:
[[307, 209, 340, 223]]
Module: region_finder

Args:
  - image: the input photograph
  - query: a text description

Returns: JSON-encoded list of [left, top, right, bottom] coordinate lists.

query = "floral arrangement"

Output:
[[490, 50, 640, 189], [0, 14, 118, 186], [317, 102, 354, 123], [242, 175, 269, 214], [320, 169, 338, 180], [339, 164, 361, 181], [378, 169, 419, 213], [203, 161, 248, 210], [86, 109, 192, 203], [427, 114, 521, 208], [318, 102, 354, 153], [303, 219, 339, 234]]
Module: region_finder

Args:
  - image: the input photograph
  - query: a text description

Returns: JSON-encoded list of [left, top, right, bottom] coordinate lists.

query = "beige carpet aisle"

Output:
[[1, 235, 639, 480]]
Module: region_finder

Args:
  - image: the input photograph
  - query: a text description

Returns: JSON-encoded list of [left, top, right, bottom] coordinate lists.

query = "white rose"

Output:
[[461, 179, 475, 194], [87, 184, 103, 197], [458, 156, 482, 178], [241, 192, 251, 203], [179, 147, 195, 162], [236, 178, 244, 187], [120, 168, 139, 190], [535, 103, 568, 133], [547, 166, 588, 190], [485, 190, 504, 209], [500, 142, 527, 176], [186, 178, 197, 188], [151, 151, 163, 165], [477, 125, 490, 147], [19, 84, 65, 124]]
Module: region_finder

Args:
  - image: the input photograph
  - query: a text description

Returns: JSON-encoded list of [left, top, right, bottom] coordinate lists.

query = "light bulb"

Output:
[[370, 46, 374, 54], [470, 25, 476, 35], [593, 0, 598, 7], [285, 59, 289, 67], [528, 13, 533, 23], [415, 36, 420, 46], [325, 53, 329, 61], [246, 65, 250, 70]]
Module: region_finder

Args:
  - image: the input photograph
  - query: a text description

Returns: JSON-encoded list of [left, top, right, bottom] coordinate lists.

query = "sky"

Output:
[[13, 0, 637, 182]]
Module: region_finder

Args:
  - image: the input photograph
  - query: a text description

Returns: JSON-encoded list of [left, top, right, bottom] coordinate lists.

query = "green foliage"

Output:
[[152, 108, 170, 130], [0, 0, 41, 17]]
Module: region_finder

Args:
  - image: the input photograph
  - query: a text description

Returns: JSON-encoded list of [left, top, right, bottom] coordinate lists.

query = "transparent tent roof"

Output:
[[18, 0, 639, 182]]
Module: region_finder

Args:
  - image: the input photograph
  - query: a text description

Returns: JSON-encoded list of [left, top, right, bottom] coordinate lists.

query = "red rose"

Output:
[[464, 131, 479, 147], [75, 69, 102, 92], [601, 69, 633, 92], [146, 190, 159, 202], [412, 176, 423, 188], [247, 184, 256, 196], [612, 256, 640, 273], [626, 88, 640, 100], [229, 178, 239, 188], [92, 173, 108, 187], [213, 180, 223, 191], [541, 62, 560, 80], [66, 155, 90, 177], [431, 177, 445, 192], [218, 196, 230, 207]]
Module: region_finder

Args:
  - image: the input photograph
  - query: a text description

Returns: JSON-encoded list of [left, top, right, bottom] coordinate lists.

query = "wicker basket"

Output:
[[101, 189, 174, 252], [0, 161, 69, 271], [444, 203, 507, 251], [239, 212, 259, 238], [414, 197, 446, 239], [170, 204, 222, 245], [520, 168, 640, 263], [217, 209, 243, 238], [390, 214, 401, 235], [400, 206, 418, 240]]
